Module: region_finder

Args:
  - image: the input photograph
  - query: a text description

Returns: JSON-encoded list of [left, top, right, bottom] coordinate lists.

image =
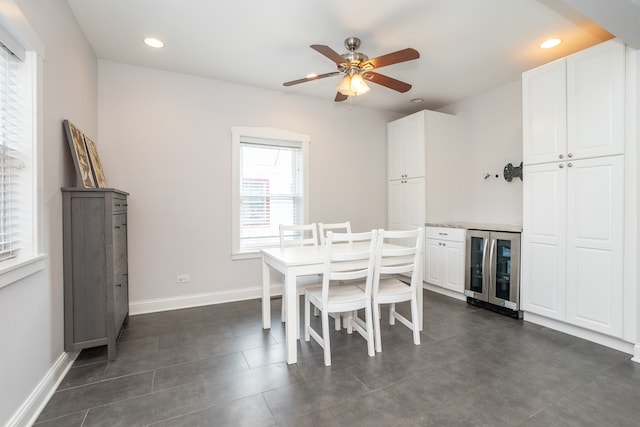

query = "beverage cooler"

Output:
[[464, 230, 521, 318]]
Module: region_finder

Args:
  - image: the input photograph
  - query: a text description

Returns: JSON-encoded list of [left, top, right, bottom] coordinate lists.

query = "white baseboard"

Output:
[[632, 343, 640, 363], [423, 283, 466, 302], [7, 351, 78, 427], [523, 312, 636, 357], [129, 285, 282, 315]]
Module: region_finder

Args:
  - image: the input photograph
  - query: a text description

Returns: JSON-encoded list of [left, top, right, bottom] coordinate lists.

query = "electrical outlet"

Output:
[[176, 274, 190, 284]]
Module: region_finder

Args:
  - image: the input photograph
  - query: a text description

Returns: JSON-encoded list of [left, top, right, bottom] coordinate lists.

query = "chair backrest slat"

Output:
[[322, 230, 377, 303], [279, 223, 318, 248], [374, 228, 424, 293], [318, 221, 351, 245]]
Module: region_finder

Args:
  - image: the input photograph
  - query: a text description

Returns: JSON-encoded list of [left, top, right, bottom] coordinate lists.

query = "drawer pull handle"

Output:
[[438, 232, 448, 236], [116, 283, 122, 287]]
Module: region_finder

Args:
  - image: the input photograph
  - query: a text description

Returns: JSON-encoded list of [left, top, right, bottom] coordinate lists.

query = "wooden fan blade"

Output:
[[335, 92, 348, 102], [311, 44, 347, 65], [283, 71, 340, 86], [361, 48, 419, 70], [363, 72, 412, 93]]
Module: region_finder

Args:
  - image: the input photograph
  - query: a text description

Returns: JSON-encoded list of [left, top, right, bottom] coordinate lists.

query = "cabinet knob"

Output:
[[559, 154, 564, 159], [114, 225, 120, 229], [567, 153, 573, 158], [559, 163, 564, 169], [567, 162, 573, 168], [116, 283, 122, 287]]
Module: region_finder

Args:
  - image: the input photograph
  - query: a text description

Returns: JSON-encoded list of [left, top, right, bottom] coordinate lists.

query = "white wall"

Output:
[[440, 80, 524, 225], [97, 60, 399, 312], [0, 0, 97, 425]]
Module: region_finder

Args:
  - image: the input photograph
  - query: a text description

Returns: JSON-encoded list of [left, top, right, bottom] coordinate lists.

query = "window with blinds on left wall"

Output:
[[0, 42, 21, 261], [0, 12, 45, 288]]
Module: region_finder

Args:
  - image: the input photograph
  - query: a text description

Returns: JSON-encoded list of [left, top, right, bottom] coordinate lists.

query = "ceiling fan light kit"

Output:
[[336, 72, 370, 96], [283, 36, 419, 102]]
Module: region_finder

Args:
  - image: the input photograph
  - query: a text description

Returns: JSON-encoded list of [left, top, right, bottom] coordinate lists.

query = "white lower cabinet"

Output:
[[522, 155, 624, 337], [424, 227, 465, 294]]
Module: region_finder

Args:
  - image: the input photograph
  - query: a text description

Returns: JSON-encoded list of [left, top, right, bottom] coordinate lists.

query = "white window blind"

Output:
[[238, 140, 304, 251], [0, 43, 21, 261]]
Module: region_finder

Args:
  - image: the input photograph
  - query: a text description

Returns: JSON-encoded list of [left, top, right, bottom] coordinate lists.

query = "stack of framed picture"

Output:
[[63, 119, 108, 188]]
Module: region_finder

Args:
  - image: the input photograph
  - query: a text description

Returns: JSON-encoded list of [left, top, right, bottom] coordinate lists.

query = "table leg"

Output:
[[285, 271, 298, 364], [262, 259, 271, 329]]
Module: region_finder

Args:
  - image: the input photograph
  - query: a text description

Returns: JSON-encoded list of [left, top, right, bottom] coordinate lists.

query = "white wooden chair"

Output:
[[317, 221, 353, 327], [278, 223, 320, 326], [318, 221, 352, 245], [371, 227, 424, 353], [304, 230, 377, 366]]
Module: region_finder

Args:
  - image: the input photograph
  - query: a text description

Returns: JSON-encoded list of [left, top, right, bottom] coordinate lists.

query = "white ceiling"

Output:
[[65, 0, 634, 114]]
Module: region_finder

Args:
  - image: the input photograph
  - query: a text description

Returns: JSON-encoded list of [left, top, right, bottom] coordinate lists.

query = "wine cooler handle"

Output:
[[488, 238, 496, 294], [482, 238, 489, 289]]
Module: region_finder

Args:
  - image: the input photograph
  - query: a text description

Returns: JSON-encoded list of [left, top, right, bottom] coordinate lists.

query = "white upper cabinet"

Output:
[[566, 41, 625, 159], [522, 59, 567, 165], [523, 39, 625, 165], [387, 112, 426, 180]]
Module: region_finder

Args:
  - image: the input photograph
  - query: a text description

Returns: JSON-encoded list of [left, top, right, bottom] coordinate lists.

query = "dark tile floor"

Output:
[[35, 290, 640, 426]]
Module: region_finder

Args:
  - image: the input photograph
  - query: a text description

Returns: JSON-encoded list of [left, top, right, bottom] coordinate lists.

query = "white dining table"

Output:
[[261, 242, 423, 364]]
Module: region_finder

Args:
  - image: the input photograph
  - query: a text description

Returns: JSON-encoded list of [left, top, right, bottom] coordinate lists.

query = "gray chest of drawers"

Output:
[[62, 188, 129, 360]]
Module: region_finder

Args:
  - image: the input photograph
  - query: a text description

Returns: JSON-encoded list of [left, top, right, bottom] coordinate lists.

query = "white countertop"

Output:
[[425, 221, 523, 233]]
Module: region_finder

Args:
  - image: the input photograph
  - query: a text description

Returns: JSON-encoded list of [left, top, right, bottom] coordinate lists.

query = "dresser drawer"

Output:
[[112, 196, 127, 213], [426, 226, 465, 242]]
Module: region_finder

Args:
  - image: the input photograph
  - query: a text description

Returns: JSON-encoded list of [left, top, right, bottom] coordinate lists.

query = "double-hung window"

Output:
[[0, 4, 45, 288], [231, 127, 310, 259]]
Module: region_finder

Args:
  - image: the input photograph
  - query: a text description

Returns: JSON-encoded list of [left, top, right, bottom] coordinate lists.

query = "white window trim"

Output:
[[0, 0, 46, 289], [231, 127, 310, 260]]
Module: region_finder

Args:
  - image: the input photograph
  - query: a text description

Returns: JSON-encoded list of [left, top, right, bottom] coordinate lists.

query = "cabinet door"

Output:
[[521, 162, 566, 320], [387, 179, 405, 230], [387, 112, 425, 180], [567, 40, 625, 159], [522, 59, 567, 165], [424, 238, 443, 286], [565, 156, 624, 337], [442, 240, 465, 293], [387, 177, 425, 231], [404, 177, 425, 230]]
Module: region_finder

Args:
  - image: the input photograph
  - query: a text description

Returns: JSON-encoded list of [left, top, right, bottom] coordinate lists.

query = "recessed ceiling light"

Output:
[[540, 38, 562, 49], [144, 37, 164, 48], [410, 98, 424, 104]]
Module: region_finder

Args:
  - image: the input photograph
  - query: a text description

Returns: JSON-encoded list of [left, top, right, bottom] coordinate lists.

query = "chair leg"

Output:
[[373, 301, 382, 353], [322, 310, 332, 366], [304, 294, 311, 342], [410, 296, 421, 346], [364, 304, 375, 357], [334, 313, 341, 331], [389, 303, 396, 325], [296, 292, 301, 340]]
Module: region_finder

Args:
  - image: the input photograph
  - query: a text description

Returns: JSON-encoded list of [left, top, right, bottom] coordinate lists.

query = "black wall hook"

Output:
[[503, 162, 523, 182]]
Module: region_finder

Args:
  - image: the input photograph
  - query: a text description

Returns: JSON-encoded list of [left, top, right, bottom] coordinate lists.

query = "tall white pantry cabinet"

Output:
[[522, 39, 637, 353], [387, 109, 458, 280]]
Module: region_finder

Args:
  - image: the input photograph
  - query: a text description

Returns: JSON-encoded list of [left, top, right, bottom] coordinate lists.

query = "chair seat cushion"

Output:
[[376, 278, 413, 298], [306, 282, 368, 310]]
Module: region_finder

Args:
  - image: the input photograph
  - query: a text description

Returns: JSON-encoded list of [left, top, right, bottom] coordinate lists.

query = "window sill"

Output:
[[232, 251, 262, 261], [0, 254, 47, 290]]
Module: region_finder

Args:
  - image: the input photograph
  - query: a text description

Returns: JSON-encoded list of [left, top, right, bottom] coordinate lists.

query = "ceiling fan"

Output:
[[283, 37, 420, 102]]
